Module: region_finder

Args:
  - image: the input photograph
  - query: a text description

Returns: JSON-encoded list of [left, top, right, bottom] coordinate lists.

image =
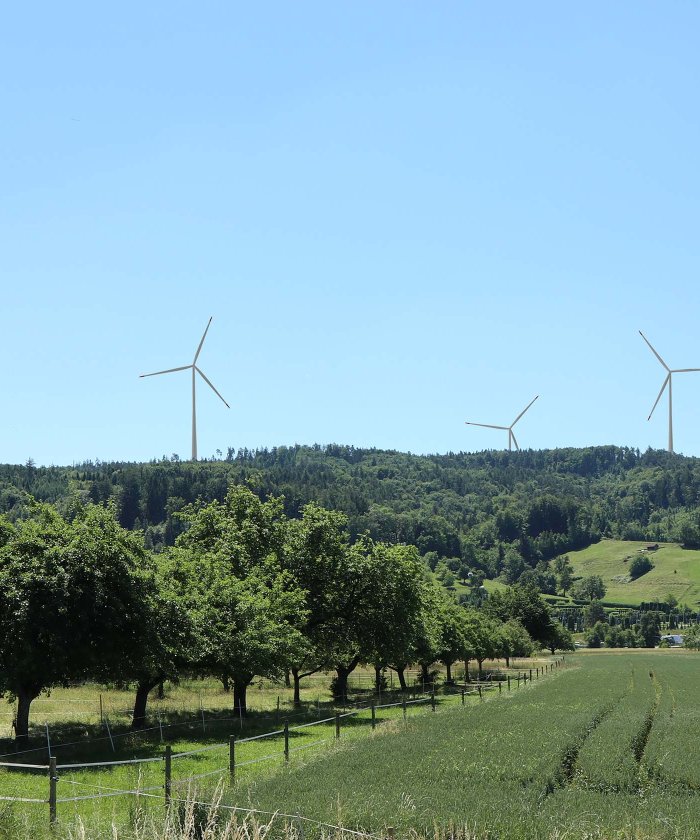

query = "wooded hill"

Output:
[[3, 445, 700, 587]]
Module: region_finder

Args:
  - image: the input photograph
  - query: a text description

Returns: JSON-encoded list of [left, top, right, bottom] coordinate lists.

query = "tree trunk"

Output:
[[374, 665, 383, 694], [420, 661, 432, 685], [333, 657, 360, 702], [14, 685, 39, 743], [394, 665, 407, 690], [284, 670, 291, 688], [477, 658, 484, 678], [464, 659, 471, 682], [445, 662, 452, 683], [221, 675, 231, 692], [505, 655, 511, 668], [292, 667, 302, 707], [132, 679, 159, 730], [157, 681, 165, 700], [233, 673, 253, 716]]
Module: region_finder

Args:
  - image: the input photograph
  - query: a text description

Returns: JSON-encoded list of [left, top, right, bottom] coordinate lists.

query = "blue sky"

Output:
[[3, 2, 700, 465]]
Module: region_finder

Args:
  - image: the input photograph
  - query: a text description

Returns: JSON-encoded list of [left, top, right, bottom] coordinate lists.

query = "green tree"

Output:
[[572, 575, 606, 602], [546, 621, 575, 654], [639, 612, 661, 648], [499, 619, 534, 667], [629, 555, 653, 580], [0, 501, 157, 741]]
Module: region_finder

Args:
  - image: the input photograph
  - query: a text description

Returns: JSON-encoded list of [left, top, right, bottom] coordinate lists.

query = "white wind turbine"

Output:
[[465, 396, 539, 451], [140, 317, 230, 461], [639, 330, 700, 453]]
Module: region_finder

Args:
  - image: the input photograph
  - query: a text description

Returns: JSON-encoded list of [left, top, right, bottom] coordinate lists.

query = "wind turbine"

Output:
[[639, 330, 700, 453], [465, 396, 539, 451], [140, 317, 230, 461]]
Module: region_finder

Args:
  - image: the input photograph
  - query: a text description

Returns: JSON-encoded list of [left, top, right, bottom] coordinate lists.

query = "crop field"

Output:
[[238, 651, 700, 839], [4, 653, 700, 839], [565, 539, 700, 606]]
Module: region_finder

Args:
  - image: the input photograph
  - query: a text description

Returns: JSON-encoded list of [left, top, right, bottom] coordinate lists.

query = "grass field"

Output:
[[5, 652, 700, 839], [565, 539, 700, 606], [238, 651, 700, 839], [0, 662, 534, 839]]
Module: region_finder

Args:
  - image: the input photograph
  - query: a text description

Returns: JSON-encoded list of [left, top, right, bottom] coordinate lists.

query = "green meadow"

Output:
[[6, 654, 700, 838], [565, 539, 700, 606]]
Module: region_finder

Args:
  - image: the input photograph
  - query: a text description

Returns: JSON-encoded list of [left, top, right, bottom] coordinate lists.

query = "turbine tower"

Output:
[[140, 317, 230, 461], [639, 330, 700, 453], [465, 396, 539, 451]]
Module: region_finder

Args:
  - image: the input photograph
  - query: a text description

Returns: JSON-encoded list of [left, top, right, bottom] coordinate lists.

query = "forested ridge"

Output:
[[3, 444, 700, 583]]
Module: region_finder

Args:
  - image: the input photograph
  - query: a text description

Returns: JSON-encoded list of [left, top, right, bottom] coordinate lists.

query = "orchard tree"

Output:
[[175, 484, 308, 714], [0, 501, 157, 741], [499, 619, 534, 667]]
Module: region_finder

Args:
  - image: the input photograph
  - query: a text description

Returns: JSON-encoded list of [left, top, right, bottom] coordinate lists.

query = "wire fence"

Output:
[[0, 658, 568, 831]]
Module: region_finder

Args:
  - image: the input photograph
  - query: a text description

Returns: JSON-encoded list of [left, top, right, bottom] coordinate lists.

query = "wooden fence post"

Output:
[[335, 712, 340, 739], [529, 669, 532, 682], [431, 686, 436, 712], [48, 756, 57, 827], [461, 689, 465, 706], [371, 701, 376, 729], [478, 685, 483, 701], [164, 745, 172, 808], [229, 736, 235, 783], [507, 675, 511, 691], [402, 696, 407, 720], [498, 681, 502, 695], [284, 719, 290, 761]]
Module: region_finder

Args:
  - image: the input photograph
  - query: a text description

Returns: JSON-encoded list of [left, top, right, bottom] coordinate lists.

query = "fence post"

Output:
[[276, 696, 280, 727], [335, 712, 341, 739], [229, 736, 235, 783], [498, 681, 502, 695], [164, 745, 172, 807], [402, 696, 407, 720], [284, 719, 290, 761], [371, 701, 376, 729], [99, 694, 103, 724], [478, 685, 483, 701], [48, 756, 57, 827], [507, 675, 511, 691], [461, 689, 465, 706], [431, 686, 436, 712], [529, 669, 532, 682]]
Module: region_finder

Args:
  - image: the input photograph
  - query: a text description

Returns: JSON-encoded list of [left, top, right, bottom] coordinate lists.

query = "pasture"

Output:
[[5, 653, 700, 838], [565, 539, 700, 606]]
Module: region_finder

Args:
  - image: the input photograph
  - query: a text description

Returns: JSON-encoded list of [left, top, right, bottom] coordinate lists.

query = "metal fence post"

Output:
[[284, 719, 290, 761], [229, 736, 235, 783]]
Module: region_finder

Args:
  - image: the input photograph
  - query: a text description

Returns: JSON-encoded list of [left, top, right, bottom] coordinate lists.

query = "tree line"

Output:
[[0, 485, 574, 742], [3, 445, 700, 592]]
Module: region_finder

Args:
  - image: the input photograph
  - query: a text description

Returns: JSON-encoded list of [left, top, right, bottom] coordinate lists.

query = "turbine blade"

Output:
[[648, 374, 670, 421], [140, 365, 191, 378], [193, 317, 213, 365], [465, 422, 509, 430], [510, 430, 520, 450], [511, 395, 539, 427], [196, 366, 230, 408], [639, 331, 670, 372], [672, 368, 700, 373]]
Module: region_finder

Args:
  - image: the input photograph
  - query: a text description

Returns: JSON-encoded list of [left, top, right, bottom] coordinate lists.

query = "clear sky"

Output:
[[3, 2, 700, 466]]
